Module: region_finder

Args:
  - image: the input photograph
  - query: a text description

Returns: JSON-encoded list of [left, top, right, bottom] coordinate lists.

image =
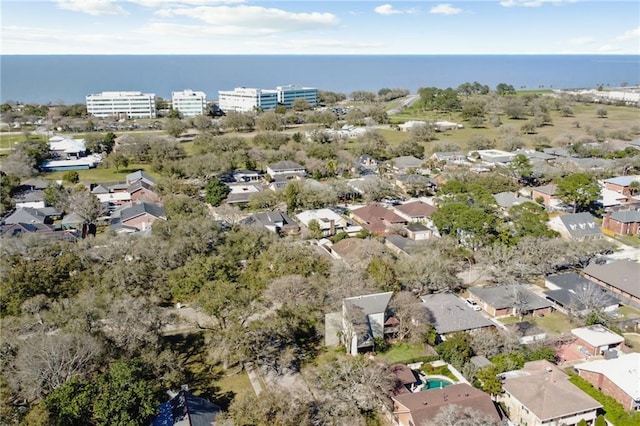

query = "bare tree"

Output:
[[427, 403, 501, 426], [568, 282, 611, 324], [11, 332, 101, 398], [389, 291, 431, 342]]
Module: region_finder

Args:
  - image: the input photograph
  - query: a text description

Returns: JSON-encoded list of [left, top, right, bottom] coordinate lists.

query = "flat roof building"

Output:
[[86, 91, 156, 119], [218, 87, 278, 112], [171, 89, 207, 117], [276, 84, 318, 108], [218, 85, 318, 112]]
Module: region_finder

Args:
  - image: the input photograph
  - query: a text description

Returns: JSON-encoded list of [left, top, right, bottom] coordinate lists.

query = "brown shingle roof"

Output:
[[393, 383, 500, 425], [351, 203, 407, 233], [394, 201, 436, 219], [502, 360, 602, 422]]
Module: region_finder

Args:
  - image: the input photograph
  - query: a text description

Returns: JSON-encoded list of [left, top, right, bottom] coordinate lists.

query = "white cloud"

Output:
[[127, 0, 244, 6], [138, 21, 276, 37], [429, 4, 463, 15], [55, 0, 128, 16], [252, 38, 384, 52], [568, 36, 594, 45], [616, 27, 640, 41], [598, 44, 621, 53], [374, 4, 401, 15], [500, 0, 577, 7], [157, 5, 339, 32], [374, 4, 416, 15]]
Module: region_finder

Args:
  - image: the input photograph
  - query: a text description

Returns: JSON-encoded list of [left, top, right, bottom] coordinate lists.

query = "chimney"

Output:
[[329, 219, 336, 236]]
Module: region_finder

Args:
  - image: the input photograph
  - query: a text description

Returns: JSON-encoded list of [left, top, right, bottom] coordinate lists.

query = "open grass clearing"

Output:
[[623, 333, 640, 350], [529, 311, 575, 337], [43, 163, 160, 183], [375, 342, 433, 365]]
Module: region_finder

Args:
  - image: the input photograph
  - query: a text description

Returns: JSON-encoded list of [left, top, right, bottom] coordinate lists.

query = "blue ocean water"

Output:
[[1, 55, 638, 104]]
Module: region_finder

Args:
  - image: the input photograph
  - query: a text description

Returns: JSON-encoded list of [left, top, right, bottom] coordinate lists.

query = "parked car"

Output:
[[466, 298, 481, 311]]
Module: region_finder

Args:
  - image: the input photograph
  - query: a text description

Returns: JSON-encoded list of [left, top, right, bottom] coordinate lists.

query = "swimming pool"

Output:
[[422, 378, 454, 390]]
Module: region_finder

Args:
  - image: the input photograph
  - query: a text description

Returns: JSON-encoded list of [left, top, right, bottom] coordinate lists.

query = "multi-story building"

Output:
[[217, 85, 318, 112], [276, 84, 318, 108], [86, 91, 156, 119], [171, 89, 207, 117], [217, 87, 278, 112]]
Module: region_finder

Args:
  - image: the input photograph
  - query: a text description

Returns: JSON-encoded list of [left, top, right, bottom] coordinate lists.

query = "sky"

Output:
[[1, 0, 639, 55]]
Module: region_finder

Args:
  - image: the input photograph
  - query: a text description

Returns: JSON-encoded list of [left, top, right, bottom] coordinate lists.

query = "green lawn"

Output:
[[375, 343, 434, 365], [0, 132, 47, 149], [623, 333, 640, 350], [612, 234, 640, 248], [529, 311, 575, 337], [619, 305, 640, 320], [43, 163, 160, 184]]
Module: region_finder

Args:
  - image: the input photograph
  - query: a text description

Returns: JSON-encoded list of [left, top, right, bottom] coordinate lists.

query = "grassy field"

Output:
[[43, 163, 161, 183], [623, 333, 640, 350], [389, 102, 640, 153], [529, 311, 575, 337], [375, 343, 433, 365], [0, 132, 48, 149]]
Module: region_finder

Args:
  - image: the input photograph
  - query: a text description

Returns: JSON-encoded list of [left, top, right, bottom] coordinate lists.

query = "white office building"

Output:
[[171, 89, 207, 117], [218, 87, 278, 112], [277, 85, 318, 108], [86, 91, 156, 119]]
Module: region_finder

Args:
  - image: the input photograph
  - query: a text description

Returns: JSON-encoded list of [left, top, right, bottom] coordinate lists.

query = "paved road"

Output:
[[387, 94, 420, 115]]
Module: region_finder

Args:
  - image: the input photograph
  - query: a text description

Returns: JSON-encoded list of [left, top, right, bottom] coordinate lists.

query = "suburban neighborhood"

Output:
[[1, 82, 640, 426]]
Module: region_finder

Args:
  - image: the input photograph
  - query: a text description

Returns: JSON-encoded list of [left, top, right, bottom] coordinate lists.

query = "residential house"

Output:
[[602, 209, 640, 235], [499, 360, 602, 426], [17, 178, 51, 192], [296, 208, 361, 237], [392, 383, 501, 426], [395, 174, 435, 197], [508, 321, 547, 344], [531, 183, 560, 209], [268, 173, 304, 190], [583, 259, 640, 307], [241, 210, 299, 235], [225, 182, 263, 205], [599, 187, 634, 210], [544, 272, 619, 315], [13, 190, 47, 209], [405, 223, 432, 241], [602, 175, 640, 197], [49, 135, 86, 159], [232, 169, 263, 183], [384, 234, 415, 256], [467, 286, 553, 318], [266, 160, 306, 178], [342, 292, 394, 355], [354, 154, 379, 175], [548, 213, 603, 241], [125, 170, 156, 187], [571, 325, 625, 357], [151, 388, 221, 426], [389, 364, 421, 394], [390, 156, 425, 174], [493, 191, 527, 210], [111, 201, 166, 232], [574, 352, 640, 411], [328, 237, 369, 261], [393, 201, 437, 224], [420, 292, 494, 337], [3, 207, 51, 225], [0, 222, 55, 238], [128, 180, 160, 203], [429, 151, 467, 165], [351, 203, 408, 235]]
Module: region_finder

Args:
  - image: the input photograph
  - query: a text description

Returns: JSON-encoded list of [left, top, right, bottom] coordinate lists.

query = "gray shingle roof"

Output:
[[558, 213, 602, 238], [469, 285, 551, 311], [126, 170, 156, 185], [3, 207, 48, 224], [152, 390, 220, 426], [421, 292, 494, 334], [120, 202, 166, 222], [583, 259, 640, 299], [344, 292, 393, 316], [610, 209, 640, 223]]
